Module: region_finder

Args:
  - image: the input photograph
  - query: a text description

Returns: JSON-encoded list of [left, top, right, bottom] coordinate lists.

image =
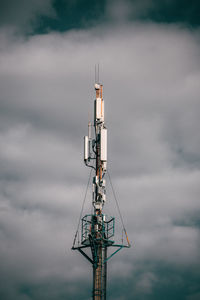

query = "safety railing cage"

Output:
[[81, 214, 115, 245]]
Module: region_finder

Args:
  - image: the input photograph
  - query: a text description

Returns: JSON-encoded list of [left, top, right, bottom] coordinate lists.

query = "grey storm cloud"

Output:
[[0, 20, 200, 300], [106, 0, 153, 21], [0, 0, 146, 31], [0, 0, 55, 31]]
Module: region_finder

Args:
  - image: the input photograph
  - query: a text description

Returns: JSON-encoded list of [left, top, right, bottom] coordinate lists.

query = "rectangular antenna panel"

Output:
[[101, 99, 104, 121], [100, 128, 107, 161], [95, 98, 104, 121], [84, 136, 89, 160], [95, 98, 101, 119]]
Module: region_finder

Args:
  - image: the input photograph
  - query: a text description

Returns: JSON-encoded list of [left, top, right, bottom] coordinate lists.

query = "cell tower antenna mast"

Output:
[[72, 78, 130, 299]]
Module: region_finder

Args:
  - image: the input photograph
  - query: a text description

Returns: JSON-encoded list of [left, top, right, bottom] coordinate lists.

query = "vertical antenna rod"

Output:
[[95, 63, 100, 84]]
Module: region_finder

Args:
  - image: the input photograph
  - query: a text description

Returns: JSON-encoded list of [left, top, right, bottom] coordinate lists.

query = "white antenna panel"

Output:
[[100, 128, 107, 161], [84, 136, 89, 160], [95, 98, 104, 121]]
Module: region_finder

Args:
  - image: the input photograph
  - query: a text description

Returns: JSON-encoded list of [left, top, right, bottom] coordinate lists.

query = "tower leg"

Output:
[[93, 246, 107, 300]]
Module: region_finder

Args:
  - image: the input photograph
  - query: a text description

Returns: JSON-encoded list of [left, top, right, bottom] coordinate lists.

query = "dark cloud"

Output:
[[0, 0, 200, 35], [106, 0, 200, 27], [0, 0, 55, 33]]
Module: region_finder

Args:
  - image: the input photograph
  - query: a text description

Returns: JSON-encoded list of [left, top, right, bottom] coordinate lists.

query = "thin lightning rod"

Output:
[[95, 64, 100, 84], [98, 63, 99, 83]]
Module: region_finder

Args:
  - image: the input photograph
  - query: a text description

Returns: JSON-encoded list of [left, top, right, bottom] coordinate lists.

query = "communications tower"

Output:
[[72, 81, 130, 299]]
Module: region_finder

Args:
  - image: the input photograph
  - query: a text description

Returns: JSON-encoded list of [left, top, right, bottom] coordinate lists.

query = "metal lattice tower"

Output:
[[72, 80, 130, 299]]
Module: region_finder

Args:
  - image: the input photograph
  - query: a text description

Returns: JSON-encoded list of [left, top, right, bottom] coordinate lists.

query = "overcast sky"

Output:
[[0, 1, 200, 299]]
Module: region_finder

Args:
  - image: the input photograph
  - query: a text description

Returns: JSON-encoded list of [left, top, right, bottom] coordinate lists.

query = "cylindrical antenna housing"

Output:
[[84, 136, 89, 161]]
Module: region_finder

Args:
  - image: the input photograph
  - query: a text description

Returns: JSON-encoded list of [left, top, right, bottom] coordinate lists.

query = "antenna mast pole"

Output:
[[92, 82, 107, 299], [72, 76, 130, 299]]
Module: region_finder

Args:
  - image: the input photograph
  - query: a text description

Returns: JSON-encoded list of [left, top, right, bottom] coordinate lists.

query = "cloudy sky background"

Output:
[[0, 1, 200, 299]]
